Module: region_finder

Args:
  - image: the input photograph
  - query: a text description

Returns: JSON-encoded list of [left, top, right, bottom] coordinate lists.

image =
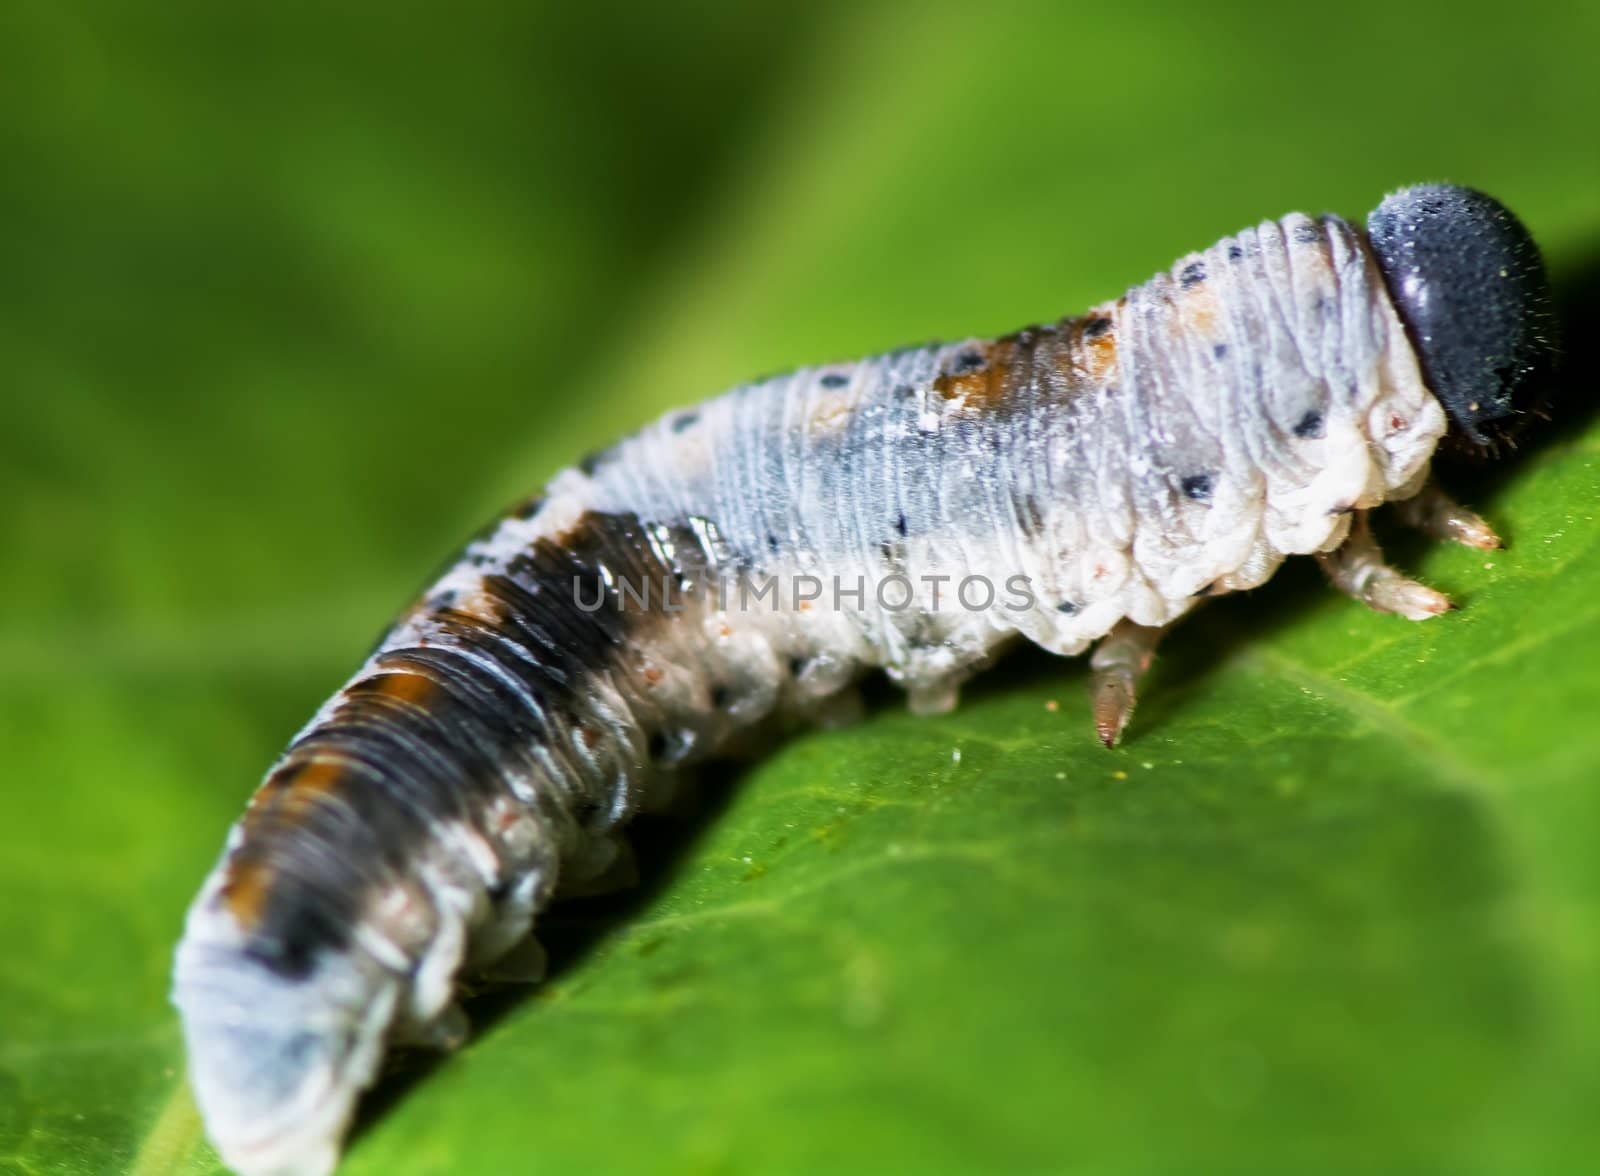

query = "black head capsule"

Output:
[[1365, 184, 1557, 447]]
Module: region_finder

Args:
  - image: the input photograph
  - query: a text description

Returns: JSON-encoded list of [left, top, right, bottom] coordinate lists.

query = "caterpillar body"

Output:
[[174, 184, 1555, 1176]]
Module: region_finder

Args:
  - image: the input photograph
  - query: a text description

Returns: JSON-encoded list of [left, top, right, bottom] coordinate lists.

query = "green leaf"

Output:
[[4, 2, 1599, 1174]]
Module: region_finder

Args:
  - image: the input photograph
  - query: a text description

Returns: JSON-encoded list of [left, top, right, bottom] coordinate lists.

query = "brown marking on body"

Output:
[[808, 391, 854, 435], [447, 582, 507, 626], [935, 326, 1078, 413], [370, 670, 435, 708], [249, 759, 349, 824], [221, 758, 352, 926], [220, 860, 271, 926], [1178, 282, 1220, 338], [1058, 308, 1120, 386], [1083, 328, 1117, 382], [934, 340, 1012, 410]]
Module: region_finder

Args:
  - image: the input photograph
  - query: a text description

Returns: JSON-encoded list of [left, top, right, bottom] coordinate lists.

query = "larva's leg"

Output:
[[1316, 511, 1454, 620], [1395, 481, 1504, 550], [483, 934, 549, 984], [392, 1002, 470, 1051], [1088, 620, 1165, 748], [558, 836, 639, 898], [906, 678, 961, 717], [808, 683, 867, 729]]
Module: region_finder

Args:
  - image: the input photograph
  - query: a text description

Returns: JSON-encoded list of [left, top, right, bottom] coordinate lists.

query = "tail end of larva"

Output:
[[173, 912, 401, 1176]]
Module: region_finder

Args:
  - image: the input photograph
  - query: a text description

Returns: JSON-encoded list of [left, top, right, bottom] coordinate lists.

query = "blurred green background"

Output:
[[3, 2, 1600, 1173]]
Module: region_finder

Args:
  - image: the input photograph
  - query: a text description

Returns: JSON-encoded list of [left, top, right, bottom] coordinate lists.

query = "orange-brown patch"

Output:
[[220, 859, 271, 926], [449, 584, 506, 626], [1178, 283, 1220, 337], [294, 757, 344, 793], [808, 392, 854, 435], [370, 671, 435, 707], [933, 341, 1019, 411], [239, 757, 351, 832], [1059, 312, 1120, 385], [221, 757, 352, 926], [1083, 330, 1117, 382], [268, 759, 346, 820]]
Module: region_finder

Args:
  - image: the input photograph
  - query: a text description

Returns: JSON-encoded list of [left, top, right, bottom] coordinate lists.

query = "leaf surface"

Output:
[[3, 2, 1599, 1173]]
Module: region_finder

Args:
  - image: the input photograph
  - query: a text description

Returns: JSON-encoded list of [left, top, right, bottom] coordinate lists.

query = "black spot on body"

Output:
[[671, 412, 699, 434], [1083, 315, 1112, 338], [1055, 600, 1079, 616], [819, 372, 848, 389], [1181, 474, 1214, 502], [1293, 410, 1325, 439], [578, 446, 619, 477], [1226, 244, 1244, 262], [1293, 222, 1322, 244], [894, 513, 909, 537], [953, 350, 985, 373], [242, 902, 348, 981], [1179, 261, 1207, 289], [1212, 343, 1228, 359], [464, 513, 507, 548]]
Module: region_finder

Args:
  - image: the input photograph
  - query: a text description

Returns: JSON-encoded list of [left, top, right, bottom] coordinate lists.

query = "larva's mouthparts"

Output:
[[1367, 183, 1558, 448], [174, 929, 398, 1176]]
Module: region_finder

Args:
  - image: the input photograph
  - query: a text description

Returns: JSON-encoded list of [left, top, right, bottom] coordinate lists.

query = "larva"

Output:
[[174, 184, 1555, 1176]]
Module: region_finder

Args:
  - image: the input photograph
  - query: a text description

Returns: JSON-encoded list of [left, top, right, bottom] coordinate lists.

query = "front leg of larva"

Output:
[[1317, 511, 1454, 620], [1394, 481, 1504, 551], [1317, 485, 1505, 620]]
